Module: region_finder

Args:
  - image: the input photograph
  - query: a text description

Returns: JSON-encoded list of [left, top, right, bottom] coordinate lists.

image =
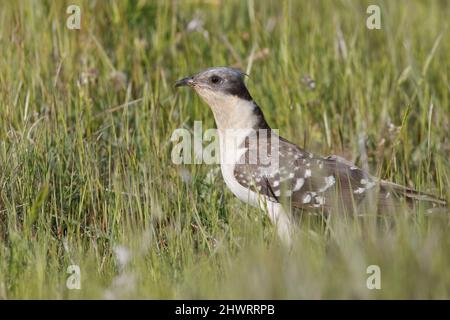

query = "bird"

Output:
[[175, 67, 447, 244]]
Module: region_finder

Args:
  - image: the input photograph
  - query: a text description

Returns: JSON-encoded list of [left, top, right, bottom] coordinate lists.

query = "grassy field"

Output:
[[0, 0, 449, 299]]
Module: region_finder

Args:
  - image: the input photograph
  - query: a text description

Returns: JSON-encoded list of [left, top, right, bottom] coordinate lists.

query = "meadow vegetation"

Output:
[[0, 0, 449, 298]]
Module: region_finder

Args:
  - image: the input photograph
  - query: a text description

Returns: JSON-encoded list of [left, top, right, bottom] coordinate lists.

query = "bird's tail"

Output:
[[380, 180, 447, 208]]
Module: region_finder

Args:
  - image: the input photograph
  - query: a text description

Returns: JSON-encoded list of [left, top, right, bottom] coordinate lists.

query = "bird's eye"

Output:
[[210, 75, 222, 84]]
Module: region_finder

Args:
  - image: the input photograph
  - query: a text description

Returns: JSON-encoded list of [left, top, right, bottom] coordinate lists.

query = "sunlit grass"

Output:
[[0, 0, 449, 299]]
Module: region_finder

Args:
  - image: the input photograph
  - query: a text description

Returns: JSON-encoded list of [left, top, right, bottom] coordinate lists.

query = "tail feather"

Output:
[[380, 180, 447, 207]]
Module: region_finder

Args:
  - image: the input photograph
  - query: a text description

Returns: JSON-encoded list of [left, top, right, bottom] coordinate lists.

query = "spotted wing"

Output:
[[233, 135, 382, 213]]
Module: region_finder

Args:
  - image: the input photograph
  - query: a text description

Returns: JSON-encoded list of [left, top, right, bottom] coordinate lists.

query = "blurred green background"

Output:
[[0, 0, 449, 298]]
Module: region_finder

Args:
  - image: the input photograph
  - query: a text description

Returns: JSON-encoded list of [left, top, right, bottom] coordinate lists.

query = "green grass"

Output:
[[0, 0, 449, 299]]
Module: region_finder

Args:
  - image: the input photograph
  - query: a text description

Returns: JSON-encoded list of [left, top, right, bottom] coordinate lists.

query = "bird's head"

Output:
[[176, 67, 263, 130], [175, 67, 252, 103]]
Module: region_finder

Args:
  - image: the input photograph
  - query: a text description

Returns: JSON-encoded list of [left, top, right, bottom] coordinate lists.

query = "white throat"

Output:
[[195, 88, 259, 131]]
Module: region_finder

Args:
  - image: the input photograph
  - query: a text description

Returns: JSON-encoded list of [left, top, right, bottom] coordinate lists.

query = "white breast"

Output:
[[218, 129, 292, 244], [218, 129, 261, 208]]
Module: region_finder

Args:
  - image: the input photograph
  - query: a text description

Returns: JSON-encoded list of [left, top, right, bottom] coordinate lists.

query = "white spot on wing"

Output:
[[315, 196, 325, 205], [318, 176, 335, 192], [303, 194, 312, 204], [354, 187, 365, 194], [293, 178, 305, 191], [360, 178, 376, 190], [304, 169, 312, 178], [317, 159, 324, 169]]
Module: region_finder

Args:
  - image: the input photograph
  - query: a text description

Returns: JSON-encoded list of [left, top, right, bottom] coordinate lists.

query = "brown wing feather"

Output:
[[233, 132, 446, 213]]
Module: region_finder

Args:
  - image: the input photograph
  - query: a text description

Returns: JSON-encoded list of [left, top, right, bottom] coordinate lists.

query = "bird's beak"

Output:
[[175, 76, 194, 88]]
